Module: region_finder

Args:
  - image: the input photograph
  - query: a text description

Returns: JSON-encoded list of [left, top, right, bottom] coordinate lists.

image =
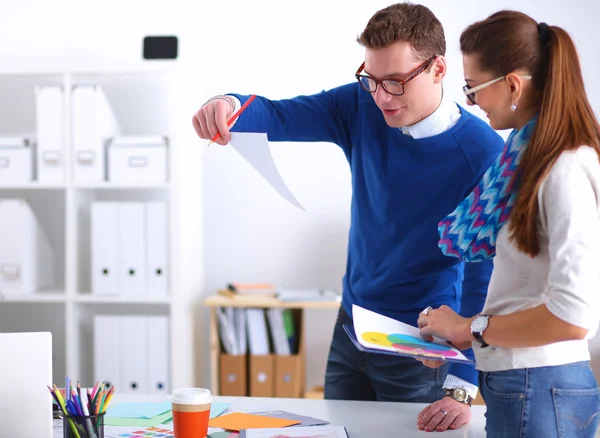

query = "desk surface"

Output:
[[53, 394, 488, 437], [215, 396, 488, 437]]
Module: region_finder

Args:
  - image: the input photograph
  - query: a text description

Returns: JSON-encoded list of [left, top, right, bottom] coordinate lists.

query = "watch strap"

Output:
[[472, 330, 489, 348]]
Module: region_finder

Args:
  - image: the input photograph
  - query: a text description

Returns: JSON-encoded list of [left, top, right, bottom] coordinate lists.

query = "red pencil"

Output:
[[208, 94, 257, 146]]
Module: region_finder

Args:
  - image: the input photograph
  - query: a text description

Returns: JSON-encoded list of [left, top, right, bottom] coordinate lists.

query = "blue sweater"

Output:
[[230, 83, 504, 385]]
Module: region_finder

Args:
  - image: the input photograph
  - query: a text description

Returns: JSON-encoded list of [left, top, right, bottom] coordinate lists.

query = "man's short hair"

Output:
[[358, 2, 446, 60]]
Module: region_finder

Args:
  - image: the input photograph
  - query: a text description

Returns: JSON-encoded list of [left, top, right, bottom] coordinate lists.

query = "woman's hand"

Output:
[[418, 305, 473, 345]]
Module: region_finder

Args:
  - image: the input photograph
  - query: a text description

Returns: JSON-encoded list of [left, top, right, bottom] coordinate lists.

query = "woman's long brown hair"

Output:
[[461, 11, 600, 257]]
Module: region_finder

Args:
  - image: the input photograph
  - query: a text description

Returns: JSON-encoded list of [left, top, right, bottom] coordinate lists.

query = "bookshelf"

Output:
[[0, 66, 195, 392], [204, 293, 340, 398]]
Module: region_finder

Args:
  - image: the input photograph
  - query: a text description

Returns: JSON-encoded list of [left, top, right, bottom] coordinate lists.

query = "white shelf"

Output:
[[0, 183, 67, 190], [0, 182, 171, 190], [72, 182, 171, 190], [0, 67, 196, 391], [0, 64, 177, 77], [0, 291, 66, 303], [74, 295, 172, 304]]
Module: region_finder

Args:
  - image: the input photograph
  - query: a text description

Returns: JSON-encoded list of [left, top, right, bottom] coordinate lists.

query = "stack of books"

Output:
[[217, 283, 278, 300]]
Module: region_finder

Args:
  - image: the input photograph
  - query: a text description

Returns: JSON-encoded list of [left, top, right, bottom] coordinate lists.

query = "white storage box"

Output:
[[0, 137, 35, 183], [72, 85, 121, 182], [35, 86, 65, 182], [108, 136, 168, 183], [0, 199, 54, 296]]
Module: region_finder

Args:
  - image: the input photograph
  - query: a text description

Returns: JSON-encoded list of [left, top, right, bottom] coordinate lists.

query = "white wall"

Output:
[[198, 0, 600, 391], [2, 0, 600, 390]]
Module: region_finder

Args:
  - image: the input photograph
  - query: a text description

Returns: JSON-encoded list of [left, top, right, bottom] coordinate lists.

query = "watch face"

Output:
[[454, 388, 467, 402], [471, 315, 489, 333]]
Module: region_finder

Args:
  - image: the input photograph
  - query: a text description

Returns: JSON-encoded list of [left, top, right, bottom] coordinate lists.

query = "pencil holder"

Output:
[[62, 412, 105, 438]]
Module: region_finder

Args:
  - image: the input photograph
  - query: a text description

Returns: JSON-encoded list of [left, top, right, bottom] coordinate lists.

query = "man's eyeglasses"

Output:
[[463, 75, 532, 104], [355, 55, 438, 96]]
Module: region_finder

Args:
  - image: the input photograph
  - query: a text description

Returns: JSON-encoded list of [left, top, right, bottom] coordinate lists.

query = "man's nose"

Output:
[[373, 86, 393, 105]]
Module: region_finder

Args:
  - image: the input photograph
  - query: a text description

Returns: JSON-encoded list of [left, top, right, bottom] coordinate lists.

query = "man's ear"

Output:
[[431, 56, 447, 84]]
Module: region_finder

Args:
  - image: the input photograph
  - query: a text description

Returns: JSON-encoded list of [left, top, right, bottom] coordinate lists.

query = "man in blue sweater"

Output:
[[193, 3, 503, 433]]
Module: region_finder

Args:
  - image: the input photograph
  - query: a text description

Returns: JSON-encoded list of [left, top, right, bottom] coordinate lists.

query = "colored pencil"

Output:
[[103, 385, 116, 409], [90, 381, 100, 401], [80, 391, 96, 438], [51, 381, 118, 438], [92, 383, 103, 409], [94, 389, 103, 415], [51, 385, 81, 438], [86, 388, 93, 412]]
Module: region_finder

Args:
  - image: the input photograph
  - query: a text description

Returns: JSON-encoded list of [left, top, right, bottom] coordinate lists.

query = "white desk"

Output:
[[53, 394, 488, 437], [212, 396, 488, 437]]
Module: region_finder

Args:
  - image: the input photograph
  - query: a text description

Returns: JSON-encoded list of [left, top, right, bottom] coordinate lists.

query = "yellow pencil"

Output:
[[103, 386, 116, 410], [52, 385, 81, 438]]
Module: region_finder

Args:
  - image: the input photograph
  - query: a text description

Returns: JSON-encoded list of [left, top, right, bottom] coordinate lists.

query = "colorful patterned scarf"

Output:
[[437, 117, 537, 262]]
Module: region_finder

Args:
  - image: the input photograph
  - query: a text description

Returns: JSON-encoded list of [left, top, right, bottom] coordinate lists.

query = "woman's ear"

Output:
[[505, 72, 524, 103]]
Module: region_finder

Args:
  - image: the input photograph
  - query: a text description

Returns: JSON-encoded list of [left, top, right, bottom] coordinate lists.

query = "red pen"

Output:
[[208, 94, 257, 146]]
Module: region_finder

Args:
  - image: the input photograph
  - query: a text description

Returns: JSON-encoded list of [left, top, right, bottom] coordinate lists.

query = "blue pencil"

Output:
[[66, 400, 77, 416]]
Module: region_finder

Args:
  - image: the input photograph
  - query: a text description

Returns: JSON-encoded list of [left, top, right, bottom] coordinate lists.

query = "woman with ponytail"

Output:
[[416, 11, 600, 437]]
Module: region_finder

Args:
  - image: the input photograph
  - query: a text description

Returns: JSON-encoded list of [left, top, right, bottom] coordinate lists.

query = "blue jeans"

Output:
[[324, 306, 449, 402], [479, 361, 600, 437]]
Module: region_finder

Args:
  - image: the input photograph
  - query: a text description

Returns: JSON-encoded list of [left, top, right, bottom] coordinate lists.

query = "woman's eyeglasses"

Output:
[[463, 75, 532, 104]]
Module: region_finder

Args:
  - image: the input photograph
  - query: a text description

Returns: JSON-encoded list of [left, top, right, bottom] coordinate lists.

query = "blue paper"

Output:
[[210, 402, 231, 418], [106, 401, 171, 419]]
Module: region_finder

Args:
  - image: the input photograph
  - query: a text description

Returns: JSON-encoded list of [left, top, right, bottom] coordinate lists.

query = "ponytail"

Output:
[[508, 25, 600, 256]]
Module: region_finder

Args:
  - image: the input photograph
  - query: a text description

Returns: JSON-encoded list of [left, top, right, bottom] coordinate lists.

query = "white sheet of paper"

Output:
[[228, 132, 305, 211], [243, 425, 348, 438], [352, 304, 471, 363]]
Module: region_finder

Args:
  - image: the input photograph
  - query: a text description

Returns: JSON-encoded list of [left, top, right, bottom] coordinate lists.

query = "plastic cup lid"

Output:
[[169, 388, 213, 405]]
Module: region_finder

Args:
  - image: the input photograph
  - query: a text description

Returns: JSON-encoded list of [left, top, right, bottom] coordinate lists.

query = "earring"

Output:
[[510, 102, 518, 111]]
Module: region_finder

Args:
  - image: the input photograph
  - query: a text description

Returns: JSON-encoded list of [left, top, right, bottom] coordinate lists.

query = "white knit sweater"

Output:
[[475, 146, 600, 372]]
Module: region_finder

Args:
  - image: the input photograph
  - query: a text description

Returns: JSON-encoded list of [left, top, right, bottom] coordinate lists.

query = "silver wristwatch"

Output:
[[471, 314, 491, 348]]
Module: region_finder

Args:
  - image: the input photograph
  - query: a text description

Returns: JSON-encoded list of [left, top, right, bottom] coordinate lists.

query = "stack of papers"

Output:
[[277, 288, 341, 302], [208, 409, 339, 437], [103, 402, 344, 438]]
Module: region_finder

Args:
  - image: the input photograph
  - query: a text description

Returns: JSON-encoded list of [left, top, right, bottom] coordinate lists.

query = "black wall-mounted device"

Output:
[[143, 36, 178, 60]]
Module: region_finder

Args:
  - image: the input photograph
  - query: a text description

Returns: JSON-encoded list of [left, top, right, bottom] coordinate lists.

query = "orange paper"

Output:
[[208, 412, 300, 431]]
